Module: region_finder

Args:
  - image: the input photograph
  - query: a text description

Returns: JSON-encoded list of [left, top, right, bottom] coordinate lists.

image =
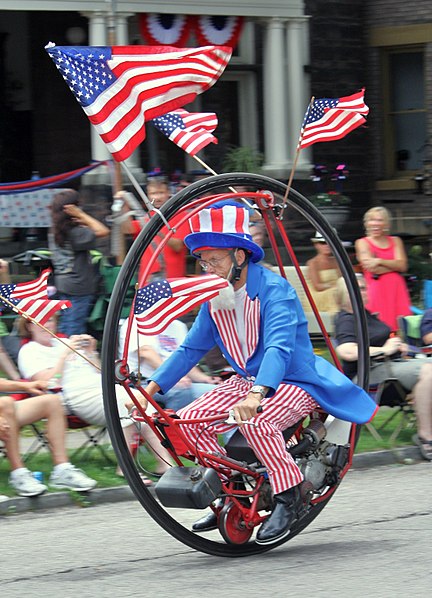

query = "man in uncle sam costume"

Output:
[[145, 203, 377, 545]]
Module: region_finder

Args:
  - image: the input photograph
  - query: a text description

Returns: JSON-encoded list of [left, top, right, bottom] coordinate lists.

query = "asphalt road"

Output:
[[1, 461, 431, 598]]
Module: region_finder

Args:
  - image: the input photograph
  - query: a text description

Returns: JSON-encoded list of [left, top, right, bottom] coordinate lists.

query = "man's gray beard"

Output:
[[210, 281, 235, 311]]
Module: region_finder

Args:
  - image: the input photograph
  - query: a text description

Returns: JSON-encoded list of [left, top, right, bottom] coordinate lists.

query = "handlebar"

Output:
[[129, 404, 263, 425]]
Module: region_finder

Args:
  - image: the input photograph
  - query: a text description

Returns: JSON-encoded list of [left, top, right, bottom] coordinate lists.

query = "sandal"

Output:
[[412, 434, 432, 462], [139, 473, 154, 487], [116, 471, 154, 486]]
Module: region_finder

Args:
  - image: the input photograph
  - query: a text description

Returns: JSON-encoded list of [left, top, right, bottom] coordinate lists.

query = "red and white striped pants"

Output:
[[177, 375, 318, 495]]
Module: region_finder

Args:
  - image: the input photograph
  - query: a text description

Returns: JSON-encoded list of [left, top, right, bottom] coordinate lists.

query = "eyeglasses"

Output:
[[198, 253, 231, 271]]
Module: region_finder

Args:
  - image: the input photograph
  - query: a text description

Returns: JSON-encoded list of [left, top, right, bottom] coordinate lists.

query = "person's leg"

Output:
[[0, 396, 25, 470], [177, 376, 244, 456], [244, 385, 318, 545], [57, 293, 94, 336], [116, 388, 174, 477], [15, 394, 69, 465], [413, 362, 432, 442], [158, 387, 194, 412], [189, 382, 216, 401], [0, 396, 48, 496], [241, 385, 318, 493]]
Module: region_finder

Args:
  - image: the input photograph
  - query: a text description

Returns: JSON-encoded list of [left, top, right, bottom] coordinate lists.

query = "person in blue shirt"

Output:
[[420, 308, 432, 346], [144, 204, 377, 545]]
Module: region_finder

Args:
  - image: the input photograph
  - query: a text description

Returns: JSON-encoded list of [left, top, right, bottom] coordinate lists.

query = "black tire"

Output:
[[102, 172, 369, 557]]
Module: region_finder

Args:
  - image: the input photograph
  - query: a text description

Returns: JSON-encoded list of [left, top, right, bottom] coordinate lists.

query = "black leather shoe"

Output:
[[255, 486, 302, 545], [192, 508, 219, 532]]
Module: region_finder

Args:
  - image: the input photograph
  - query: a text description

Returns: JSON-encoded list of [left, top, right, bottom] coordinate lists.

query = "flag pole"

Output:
[[278, 96, 315, 220], [191, 154, 260, 215], [0, 294, 101, 370], [120, 161, 174, 231]]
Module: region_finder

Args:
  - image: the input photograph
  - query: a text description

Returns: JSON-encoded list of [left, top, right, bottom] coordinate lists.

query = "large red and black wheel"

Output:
[[101, 172, 369, 557]]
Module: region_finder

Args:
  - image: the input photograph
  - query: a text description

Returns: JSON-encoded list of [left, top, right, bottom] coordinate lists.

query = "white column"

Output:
[[286, 17, 312, 174], [84, 12, 111, 162], [261, 18, 290, 177], [115, 12, 141, 172]]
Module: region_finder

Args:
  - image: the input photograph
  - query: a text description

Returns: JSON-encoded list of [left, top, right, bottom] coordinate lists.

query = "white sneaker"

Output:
[[9, 469, 47, 497], [49, 465, 97, 492]]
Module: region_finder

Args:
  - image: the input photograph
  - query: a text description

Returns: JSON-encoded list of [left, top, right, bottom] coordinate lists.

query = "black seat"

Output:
[[225, 422, 300, 463]]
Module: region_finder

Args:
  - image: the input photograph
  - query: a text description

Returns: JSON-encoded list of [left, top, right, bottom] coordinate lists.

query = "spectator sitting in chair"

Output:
[[119, 317, 220, 412], [0, 378, 96, 497], [334, 275, 432, 461], [17, 315, 174, 482], [420, 308, 432, 346]]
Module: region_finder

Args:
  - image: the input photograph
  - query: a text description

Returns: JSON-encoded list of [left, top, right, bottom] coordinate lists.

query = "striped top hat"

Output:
[[184, 204, 265, 263]]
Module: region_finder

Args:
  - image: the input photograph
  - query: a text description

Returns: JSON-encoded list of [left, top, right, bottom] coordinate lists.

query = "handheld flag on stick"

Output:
[[7, 299, 71, 326], [0, 269, 50, 303], [0, 269, 71, 325], [298, 88, 369, 149], [45, 43, 231, 162], [134, 275, 229, 336], [152, 109, 218, 155]]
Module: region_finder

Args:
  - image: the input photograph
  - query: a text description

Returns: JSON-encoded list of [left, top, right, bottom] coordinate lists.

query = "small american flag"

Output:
[[134, 275, 229, 335], [298, 88, 369, 149], [152, 109, 218, 155], [11, 299, 71, 326], [0, 269, 50, 304], [45, 43, 231, 162]]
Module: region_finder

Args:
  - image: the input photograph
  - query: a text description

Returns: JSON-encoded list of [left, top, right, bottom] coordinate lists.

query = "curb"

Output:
[[0, 446, 425, 516]]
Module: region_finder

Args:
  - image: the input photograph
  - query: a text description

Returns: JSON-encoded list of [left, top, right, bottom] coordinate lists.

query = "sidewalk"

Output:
[[0, 431, 426, 516]]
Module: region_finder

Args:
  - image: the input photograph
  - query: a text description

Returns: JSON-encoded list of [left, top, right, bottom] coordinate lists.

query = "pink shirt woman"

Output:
[[355, 206, 411, 331]]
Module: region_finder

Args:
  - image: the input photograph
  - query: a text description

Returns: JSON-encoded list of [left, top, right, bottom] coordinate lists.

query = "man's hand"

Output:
[[232, 394, 262, 426], [125, 381, 160, 412]]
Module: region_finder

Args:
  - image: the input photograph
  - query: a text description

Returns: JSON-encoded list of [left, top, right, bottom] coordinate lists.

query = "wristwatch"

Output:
[[250, 385, 267, 399]]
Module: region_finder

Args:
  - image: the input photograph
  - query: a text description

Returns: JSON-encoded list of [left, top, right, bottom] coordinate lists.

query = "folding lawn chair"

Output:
[[365, 371, 415, 447], [4, 391, 115, 465], [398, 314, 432, 356]]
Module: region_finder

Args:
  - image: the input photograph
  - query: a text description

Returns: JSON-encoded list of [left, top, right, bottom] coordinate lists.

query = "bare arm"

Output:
[[423, 331, 432, 345], [307, 258, 330, 291], [355, 237, 407, 275], [336, 336, 406, 362], [0, 378, 48, 395], [63, 204, 110, 238], [138, 345, 164, 369], [374, 236, 408, 273]]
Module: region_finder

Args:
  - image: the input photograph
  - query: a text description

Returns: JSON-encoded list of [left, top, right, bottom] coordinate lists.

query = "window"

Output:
[[383, 47, 426, 177]]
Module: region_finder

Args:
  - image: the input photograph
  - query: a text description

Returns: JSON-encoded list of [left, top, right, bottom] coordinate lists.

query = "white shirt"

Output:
[[234, 285, 247, 361], [119, 318, 188, 378]]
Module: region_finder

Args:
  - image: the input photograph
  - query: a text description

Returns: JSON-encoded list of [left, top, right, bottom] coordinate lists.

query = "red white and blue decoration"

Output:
[[194, 16, 244, 47], [138, 14, 192, 46], [185, 204, 265, 263]]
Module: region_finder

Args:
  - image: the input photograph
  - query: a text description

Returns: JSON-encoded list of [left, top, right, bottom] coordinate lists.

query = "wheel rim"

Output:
[[101, 172, 369, 557]]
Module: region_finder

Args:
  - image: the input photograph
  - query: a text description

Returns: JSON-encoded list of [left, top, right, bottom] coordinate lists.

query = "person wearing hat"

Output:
[[143, 204, 377, 545], [306, 231, 341, 315]]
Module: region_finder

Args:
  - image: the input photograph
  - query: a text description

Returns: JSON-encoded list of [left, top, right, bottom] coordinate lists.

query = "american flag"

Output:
[[298, 88, 369, 149], [134, 275, 229, 335], [152, 109, 218, 155], [45, 43, 231, 162], [0, 269, 50, 304], [0, 269, 71, 325], [10, 299, 72, 326]]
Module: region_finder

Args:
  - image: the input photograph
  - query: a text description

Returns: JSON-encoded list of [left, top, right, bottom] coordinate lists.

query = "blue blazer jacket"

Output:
[[150, 262, 377, 424]]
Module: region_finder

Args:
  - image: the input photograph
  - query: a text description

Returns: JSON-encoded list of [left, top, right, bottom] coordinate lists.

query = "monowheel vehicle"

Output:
[[101, 172, 369, 558]]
